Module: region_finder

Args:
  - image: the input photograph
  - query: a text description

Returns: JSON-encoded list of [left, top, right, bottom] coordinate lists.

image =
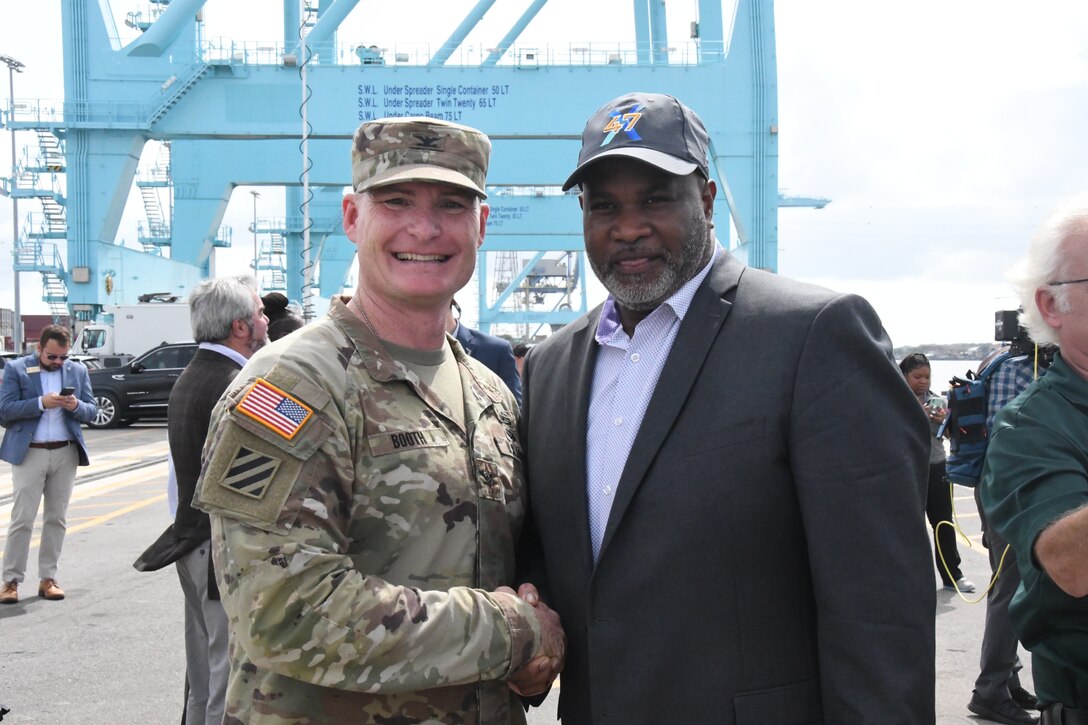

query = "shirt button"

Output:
[[613, 417, 623, 426], [630, 353, 641, 363], [603, 485, 612, 495]]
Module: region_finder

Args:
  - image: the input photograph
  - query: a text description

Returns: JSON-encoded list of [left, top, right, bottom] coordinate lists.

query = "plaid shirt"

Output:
[[985, 354, 1041, 429]]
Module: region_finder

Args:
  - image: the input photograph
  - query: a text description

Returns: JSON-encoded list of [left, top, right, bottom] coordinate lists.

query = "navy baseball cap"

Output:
[[562, 92, 711, 191]]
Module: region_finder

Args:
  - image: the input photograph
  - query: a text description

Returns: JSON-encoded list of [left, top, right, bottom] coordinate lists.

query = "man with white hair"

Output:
[[981, 195, 1088, 725]]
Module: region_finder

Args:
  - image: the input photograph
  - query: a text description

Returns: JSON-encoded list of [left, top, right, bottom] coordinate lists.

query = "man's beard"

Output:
[[591, 211, 712, 313], [243, 321, 269, 355]]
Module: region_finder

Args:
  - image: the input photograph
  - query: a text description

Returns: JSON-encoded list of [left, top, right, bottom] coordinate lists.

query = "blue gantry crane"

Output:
[[3, 0, 827, 334]]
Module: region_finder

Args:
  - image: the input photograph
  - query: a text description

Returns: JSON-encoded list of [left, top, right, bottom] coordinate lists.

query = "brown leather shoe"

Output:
[[38, 579, 65, 600], [0, 580, 17, 604]]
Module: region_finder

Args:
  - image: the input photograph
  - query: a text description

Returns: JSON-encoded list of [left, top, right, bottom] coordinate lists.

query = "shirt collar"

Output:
[[595, 246, 721, 344], [1046, 353, 1088, 407], [198, 341, 248, 368]]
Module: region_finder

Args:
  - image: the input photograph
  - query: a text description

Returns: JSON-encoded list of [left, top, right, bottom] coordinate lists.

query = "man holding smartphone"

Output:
[[0, 325, 97, 604]]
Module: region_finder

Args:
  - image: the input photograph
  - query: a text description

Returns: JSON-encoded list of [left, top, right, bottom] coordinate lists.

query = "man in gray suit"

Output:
[[517, 93, 936, 723], [135, 275, 267, 724]]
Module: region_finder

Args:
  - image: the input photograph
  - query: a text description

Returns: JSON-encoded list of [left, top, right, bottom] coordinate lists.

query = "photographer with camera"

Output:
[[968, 312, 1053, 725]]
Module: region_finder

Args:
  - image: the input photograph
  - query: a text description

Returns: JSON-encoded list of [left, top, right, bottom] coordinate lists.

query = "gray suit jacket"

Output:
[[519, 253, 935, 724]]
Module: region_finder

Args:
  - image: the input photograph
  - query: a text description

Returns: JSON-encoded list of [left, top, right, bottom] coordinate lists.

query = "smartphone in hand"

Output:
[[59, 386, 75, 396]]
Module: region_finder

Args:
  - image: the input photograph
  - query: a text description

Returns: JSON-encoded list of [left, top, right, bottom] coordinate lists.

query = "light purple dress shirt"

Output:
[[32, 365, 70, 443], [586, 250, 719, 560]]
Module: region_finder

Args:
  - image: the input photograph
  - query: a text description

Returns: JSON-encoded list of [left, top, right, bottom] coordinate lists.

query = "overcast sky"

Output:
[[2, 1, 1087, 346]]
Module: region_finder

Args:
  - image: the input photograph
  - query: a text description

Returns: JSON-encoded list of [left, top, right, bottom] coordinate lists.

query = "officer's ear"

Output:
[[342, 193, 362, 239]]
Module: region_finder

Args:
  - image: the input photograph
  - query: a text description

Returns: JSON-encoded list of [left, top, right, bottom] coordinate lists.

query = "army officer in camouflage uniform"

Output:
[[194, 117, 564, 724]]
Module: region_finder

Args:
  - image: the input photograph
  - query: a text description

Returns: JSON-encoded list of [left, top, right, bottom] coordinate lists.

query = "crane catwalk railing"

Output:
[[3, 38, 729, 128]]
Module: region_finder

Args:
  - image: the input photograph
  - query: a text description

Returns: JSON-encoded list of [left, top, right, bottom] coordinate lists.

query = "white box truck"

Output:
[[74, 298, 192, 367]]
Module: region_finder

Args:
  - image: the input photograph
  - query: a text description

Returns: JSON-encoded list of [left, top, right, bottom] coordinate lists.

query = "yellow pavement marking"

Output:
[[72, 494, 167, 530], [68, 498, 163, 511], [0, 466, 167, 559], [69, 466, 168, 500], [0, 493, 165, 560]]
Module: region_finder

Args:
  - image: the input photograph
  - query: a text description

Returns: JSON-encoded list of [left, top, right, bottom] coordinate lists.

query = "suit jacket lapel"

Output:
[[455, 325, 474, 356], [596, 254, 744, 562], [565, 310, 602, 574], [28, 357, 44, 397]]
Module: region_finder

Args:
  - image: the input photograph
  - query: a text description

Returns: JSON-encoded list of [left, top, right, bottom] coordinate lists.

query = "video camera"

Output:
[[994, 310, 1026, 344], [995, 309, 1055, 364]]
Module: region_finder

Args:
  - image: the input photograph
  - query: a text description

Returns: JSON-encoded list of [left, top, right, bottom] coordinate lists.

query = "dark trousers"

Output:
[[925, 462, 963, 585], [973, 487, 1026, 700]]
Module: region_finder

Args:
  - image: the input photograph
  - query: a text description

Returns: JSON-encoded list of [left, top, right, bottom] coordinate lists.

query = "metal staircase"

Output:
[[135, 142, 171, 253], [24, 211, 66, 240], [31, 131, 65, 173], [254, 219, 288, 293], [11, 168, 69, 316], [147, 61, 210, 127], [13, 237, 68, 317]]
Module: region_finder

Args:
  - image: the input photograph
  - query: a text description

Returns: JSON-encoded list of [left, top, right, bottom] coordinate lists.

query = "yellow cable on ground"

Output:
[[935, 480, 1013, 603]]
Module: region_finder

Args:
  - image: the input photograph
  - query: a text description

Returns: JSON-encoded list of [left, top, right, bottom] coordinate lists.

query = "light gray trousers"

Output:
[[176, 540, 230, 725], [2, 445, 78, 583]]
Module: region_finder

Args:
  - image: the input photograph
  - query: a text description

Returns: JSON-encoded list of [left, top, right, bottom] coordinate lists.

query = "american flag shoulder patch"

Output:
[[219, 445, 281, 500], [236, 378, 313, 440]]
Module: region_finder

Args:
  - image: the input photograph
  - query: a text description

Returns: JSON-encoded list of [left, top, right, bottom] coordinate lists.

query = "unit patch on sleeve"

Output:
[[219, 445, 281, 500], [236, 378, 313, 440]]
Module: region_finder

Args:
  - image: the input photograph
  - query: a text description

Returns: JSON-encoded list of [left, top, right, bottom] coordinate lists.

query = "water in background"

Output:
[[928, 359, 981, 395]]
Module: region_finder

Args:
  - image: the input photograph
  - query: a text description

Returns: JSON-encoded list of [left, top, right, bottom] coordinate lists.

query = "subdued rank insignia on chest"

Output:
[[236, 378, 313, 440], [219, 446, 281, 500]]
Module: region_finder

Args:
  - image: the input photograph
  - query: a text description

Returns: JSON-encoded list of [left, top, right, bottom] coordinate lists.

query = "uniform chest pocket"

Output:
[[475, 435, 523, 502]]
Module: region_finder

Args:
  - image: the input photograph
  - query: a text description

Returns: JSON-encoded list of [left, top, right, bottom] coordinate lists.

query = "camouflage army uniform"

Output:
[[193, 296, 540, 725]]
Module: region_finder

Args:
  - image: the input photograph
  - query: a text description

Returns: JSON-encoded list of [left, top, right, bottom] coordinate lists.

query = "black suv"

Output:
[[88, 342, 198, 428]]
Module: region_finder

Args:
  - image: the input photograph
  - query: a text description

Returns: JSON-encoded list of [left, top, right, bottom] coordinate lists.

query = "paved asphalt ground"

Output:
[[0, 425, 1033, 724]]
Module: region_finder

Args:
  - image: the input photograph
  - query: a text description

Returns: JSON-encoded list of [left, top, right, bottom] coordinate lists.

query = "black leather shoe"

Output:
[[969, 691, 1039, 725], [1011, 686, 1040, 711]]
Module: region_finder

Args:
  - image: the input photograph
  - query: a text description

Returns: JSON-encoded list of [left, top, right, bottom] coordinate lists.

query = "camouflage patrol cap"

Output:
[[351, 117, 491, 199]]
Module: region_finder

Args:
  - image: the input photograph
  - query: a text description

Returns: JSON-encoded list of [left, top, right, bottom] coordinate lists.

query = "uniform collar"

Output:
[[329, 295, 504, 429]]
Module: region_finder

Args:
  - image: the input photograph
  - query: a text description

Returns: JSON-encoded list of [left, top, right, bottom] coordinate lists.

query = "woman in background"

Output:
[[900, 353, 976, 593], [261, 292, 304, 342]]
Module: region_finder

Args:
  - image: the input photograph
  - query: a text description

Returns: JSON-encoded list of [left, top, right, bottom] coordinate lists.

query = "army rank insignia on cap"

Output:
[[236, 378, 313, 440], [220, 446, 280, 500]]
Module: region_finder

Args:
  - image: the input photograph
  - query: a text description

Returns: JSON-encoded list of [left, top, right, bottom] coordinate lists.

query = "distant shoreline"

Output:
[[893, 342, 1003, 361]]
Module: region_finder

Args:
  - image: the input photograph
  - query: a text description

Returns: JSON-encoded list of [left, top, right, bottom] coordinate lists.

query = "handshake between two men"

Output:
[[494, 583, 566, 698]]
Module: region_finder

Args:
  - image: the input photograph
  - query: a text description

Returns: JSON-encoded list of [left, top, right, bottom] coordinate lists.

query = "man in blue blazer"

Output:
[[517, 93, 935, 723], [449, 299, 522, 405], [0, 325, 97, 604]]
